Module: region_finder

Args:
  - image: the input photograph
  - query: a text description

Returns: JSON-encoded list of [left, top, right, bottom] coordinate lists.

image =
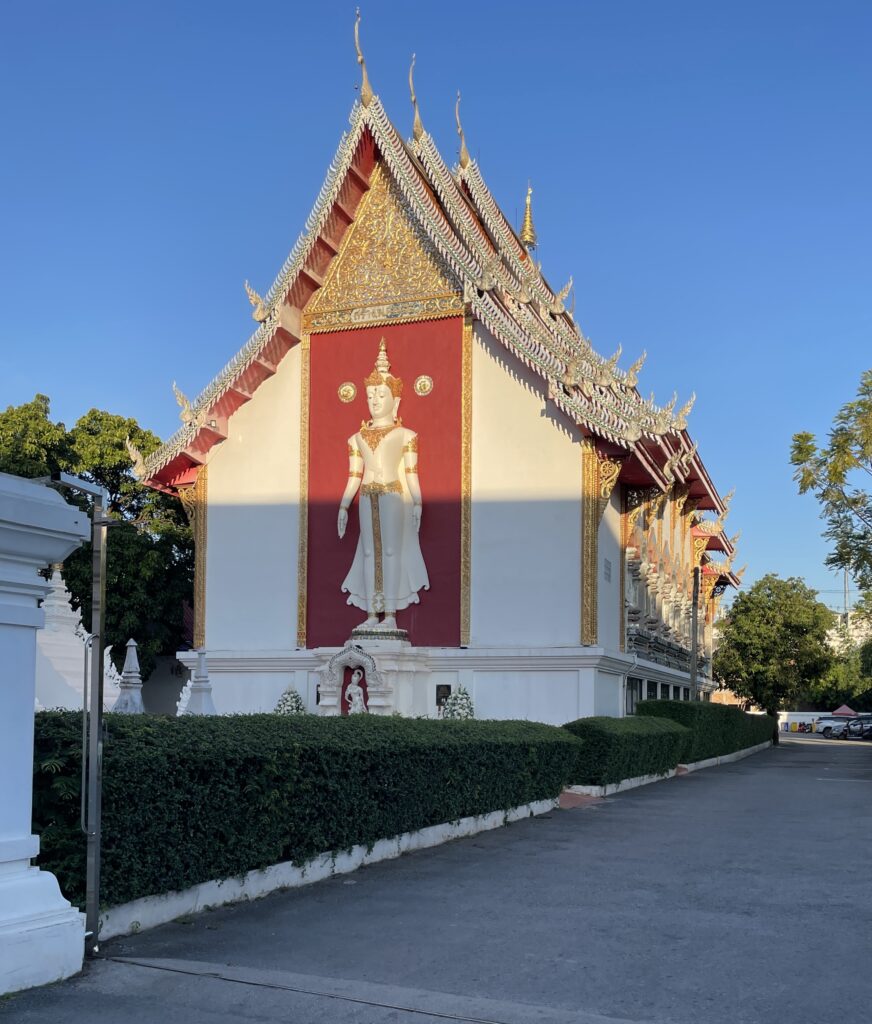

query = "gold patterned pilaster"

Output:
[[581, 439, 599, 645], [179, 464, 208, 649], [619, 485, 627, 652], [296, 335, 311, 647], [460, 313, 473, 647], [653, 490, 669, 552]]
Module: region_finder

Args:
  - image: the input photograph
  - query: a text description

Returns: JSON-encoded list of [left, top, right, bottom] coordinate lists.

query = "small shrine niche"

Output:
[[341, 665, 369, 714]]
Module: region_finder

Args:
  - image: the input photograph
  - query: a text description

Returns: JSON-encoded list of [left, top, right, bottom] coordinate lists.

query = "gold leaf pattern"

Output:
[[304, 162, 461, 331]]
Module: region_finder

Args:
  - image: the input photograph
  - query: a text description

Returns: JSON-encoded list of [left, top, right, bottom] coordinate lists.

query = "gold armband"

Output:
[[347, 445, 362, 458], [405, 466, 418, 475], [349, 470, 363, 479], [402, 436, 418, 454]]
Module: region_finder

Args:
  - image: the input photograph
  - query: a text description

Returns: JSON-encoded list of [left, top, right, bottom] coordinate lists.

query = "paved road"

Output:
[[6, 736, 872, 1024]]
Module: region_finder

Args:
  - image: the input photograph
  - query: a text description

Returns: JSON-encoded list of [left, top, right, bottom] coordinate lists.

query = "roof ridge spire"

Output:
[[409, 53, 423, 141], [520, 183, 537, 250], [455, 91, 470, 169], [354, 8, 374, 108]]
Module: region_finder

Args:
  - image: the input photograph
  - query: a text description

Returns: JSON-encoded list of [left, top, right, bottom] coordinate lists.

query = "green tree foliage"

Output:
[[713, 575, 834, 715], [791, 369, 872, 589], [0, 393, 71, 477], [0, 396, 192, 678], [861, 638, 872, 679]]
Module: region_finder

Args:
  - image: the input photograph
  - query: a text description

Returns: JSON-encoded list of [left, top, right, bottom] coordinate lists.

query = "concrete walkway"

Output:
[[5, 736, 871, 1024]]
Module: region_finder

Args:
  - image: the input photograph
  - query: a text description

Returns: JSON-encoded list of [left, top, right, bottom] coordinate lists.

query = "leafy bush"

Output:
[[636, 700, 777, 762], [561, 716, 688, 786], [33, 711, 582, 909]]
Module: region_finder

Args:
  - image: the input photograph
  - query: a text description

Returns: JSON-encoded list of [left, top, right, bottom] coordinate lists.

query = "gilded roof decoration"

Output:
[[409, 54, 423, 142], [143, 88, 720, 499], [304, 161, 461, 331], [520, 186, 537, 250], [354, 10, 374, 108], [455, 92, 470, 169]]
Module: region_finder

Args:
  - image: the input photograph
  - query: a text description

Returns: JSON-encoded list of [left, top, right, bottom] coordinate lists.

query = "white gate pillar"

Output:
[[0, 473, 89, 994]]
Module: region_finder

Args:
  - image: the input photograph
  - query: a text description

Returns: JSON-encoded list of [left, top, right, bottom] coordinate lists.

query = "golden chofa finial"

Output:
[[520, 184, 537, 250], [409, 53, 423, 141], [455, 90, 470, 169], [354, 8, 374, 108]]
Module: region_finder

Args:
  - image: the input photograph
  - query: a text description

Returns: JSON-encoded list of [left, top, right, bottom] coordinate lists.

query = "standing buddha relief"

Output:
[[337, 339, 430, 632]]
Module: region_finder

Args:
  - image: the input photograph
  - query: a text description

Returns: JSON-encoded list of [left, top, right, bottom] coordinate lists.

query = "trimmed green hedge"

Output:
[[635, 700, 777, 762], [33, 712, 583, 909], [561, 716, 688, 786]]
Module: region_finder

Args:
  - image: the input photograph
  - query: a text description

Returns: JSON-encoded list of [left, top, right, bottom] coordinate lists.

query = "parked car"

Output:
[[845, 716, 872, 740], [814, 717, 851, 738]]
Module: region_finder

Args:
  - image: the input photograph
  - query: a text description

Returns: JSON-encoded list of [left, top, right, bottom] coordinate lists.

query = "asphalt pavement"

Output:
[[5, 735, 871, 1024]]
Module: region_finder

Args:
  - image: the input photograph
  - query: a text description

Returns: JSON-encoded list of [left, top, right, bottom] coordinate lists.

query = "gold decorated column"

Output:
[[296, 334, 311, 648], [178, 464, 208, 649], [581, 440, 624, 646]]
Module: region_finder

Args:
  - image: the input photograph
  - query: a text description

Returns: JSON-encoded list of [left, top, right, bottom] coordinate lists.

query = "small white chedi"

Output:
[[337, 339, 429, 633], [35, 566, 121, 711]]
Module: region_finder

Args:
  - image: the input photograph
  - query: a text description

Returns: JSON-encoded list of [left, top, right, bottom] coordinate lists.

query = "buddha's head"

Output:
[[364, 338, 403, 423]]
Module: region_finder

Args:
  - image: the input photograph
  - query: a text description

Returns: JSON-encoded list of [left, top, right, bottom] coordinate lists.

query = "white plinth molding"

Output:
[[567, 739, 773, 797], [98, 798, 557, 941], [0, 472, 89, 994]]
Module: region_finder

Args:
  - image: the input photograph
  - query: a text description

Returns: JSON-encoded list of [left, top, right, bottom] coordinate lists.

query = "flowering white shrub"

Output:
[[441, 684, 475, 720], [274, 687, 308, 715]]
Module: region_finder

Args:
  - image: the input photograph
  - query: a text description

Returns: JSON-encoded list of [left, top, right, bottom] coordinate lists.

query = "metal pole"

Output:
[[689, 565, 700, 700], [84, 494, 107, 955]]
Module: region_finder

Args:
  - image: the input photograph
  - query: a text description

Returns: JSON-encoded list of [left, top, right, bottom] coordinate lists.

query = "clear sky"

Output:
[[2, 1, 870, 610]]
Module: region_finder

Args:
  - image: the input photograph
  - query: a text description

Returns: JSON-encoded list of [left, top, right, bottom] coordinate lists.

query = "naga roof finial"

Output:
[[244, 280, 268, 322], [354, 9, 374, 108], [520, 183, 537, 251], [409, 53, 423, 141], [455, 91, 470, 169]]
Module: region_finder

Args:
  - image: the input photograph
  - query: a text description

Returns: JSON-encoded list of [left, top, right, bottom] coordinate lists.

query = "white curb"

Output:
[[567, 739, 773, 798], [97, 798, 557, 942]]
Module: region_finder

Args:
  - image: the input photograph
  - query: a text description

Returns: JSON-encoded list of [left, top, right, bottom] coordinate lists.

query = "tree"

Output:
[[791, 369, 872, 589], [713, 575, 834, 718], [0, 396, 193, 679], [0, 393, 71, 477]]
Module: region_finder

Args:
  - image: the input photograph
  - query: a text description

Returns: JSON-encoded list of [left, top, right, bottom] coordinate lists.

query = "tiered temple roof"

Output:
[[140, 48, 739, 584]]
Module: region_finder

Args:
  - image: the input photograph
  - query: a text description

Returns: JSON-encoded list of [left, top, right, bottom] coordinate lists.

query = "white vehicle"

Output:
[[814, 717, 850, 739]]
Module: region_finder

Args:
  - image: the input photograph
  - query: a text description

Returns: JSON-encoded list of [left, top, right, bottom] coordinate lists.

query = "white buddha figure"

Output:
[[337, 339, 429, 632]]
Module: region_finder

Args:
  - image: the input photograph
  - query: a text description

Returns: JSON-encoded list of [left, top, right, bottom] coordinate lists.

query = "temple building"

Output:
[[138, 26, 742, 722]]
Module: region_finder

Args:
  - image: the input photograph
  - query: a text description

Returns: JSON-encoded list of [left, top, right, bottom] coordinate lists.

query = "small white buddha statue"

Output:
[[337, 339, 429, 631], [345, 668, 367, 714]]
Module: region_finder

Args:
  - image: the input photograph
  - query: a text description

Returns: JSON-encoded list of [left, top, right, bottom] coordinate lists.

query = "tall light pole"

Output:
[[40, 473, 109, 955]]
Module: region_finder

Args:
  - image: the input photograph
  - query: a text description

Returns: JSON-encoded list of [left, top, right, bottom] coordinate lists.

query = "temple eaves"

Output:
[[141, 89, 721, 516]]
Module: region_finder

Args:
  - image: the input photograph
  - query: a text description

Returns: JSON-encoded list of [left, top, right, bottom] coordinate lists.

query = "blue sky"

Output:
[[2, 1, 870, 609]]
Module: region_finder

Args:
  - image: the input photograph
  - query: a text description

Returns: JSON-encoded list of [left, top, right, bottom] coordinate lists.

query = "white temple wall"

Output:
[[597, 491, 622, 653], [205, 346, 301, 651], [470, 324, 581, 648], [594, 669, 624, 717]]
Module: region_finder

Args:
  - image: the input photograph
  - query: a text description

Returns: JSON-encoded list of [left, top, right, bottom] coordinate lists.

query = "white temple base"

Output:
[[176, 646, 715, 720], [0, 850, 84, 996]]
